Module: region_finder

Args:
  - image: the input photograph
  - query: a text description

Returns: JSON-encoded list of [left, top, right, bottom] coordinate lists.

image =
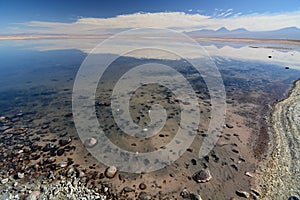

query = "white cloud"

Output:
[[7, 10, 300, 35]]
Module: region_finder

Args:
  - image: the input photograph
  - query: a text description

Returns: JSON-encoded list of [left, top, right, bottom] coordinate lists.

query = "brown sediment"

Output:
[[257, 79, 300, 199]]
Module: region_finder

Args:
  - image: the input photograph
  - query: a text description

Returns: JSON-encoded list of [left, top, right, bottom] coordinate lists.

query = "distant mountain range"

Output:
[[186, 27, 300, 40]]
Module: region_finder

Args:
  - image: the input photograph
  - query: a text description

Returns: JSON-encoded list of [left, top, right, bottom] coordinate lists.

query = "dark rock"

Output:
[[139, 192, 152, 200], [59, 137, 72, 146], [230, 164, 238, 171], [139, 183, 147, 190], [191, 159, 197, 165], [226, 124, 234, 129], [57, 149, 65, 156], [236, 190, 250, 198], [44, 157, 56, 164], [42, 143, 52, 152], [204, 156, 209, 162], [123, 186, 134, 193], [190, 193, 202, 200], [180, 189, 190, 198], [192, 169, 212, 183], [99, 173, 105, 179], [288, 196, 300, 200], [232, 149, 239, 154]]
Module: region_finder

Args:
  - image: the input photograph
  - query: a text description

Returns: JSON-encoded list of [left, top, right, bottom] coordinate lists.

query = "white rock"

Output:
[[84, 137, 98, 148], [17, 172, 24, 179], [105, 166, 117, 178], [1, 178, 8, 184], [245, 171, 253, 177]]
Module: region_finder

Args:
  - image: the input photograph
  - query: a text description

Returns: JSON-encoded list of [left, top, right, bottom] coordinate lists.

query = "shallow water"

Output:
[[0, 39, 299, 199]]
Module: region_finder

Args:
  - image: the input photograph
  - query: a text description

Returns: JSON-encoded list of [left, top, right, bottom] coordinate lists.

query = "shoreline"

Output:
[[257, 79, 300, 199], [1, 35, 300, 45]]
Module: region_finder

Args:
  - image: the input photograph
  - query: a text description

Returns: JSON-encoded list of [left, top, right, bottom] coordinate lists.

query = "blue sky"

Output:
[[1, 0, 300, 34]]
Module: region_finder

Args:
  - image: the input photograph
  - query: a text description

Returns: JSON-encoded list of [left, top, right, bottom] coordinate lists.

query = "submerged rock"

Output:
[[84, 137, 98, 148], [192, 168, 212, 183]]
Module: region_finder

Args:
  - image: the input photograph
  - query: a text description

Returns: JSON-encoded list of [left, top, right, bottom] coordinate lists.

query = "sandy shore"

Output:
[[257, 79, 300, 199]]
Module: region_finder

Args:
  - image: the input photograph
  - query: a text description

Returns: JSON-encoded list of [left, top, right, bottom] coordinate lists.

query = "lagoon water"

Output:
[[0, 38, 299, 199]]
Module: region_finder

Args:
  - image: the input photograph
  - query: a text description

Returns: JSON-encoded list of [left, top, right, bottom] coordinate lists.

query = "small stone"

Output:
[[180, 189, 190, 198], [139, 183, 147, 190], [1, 178, 8, 184], [245, 172, 253, 177], [192, 169, 212, 183], [123, 186, 134, 193], [67, 168, 75, 177], [232, 149, 239, 154], [190, 193, 202, 200], [42, 143, 53, 152], [236, 190, 250, 198], [17, 172, 25, 179], [57, 149, 65, 156], [226, 124, 234, 129], [139, 192, 152, 200], [59, 136, 72, 146], [288, 196, 300, 200], [84, 137, 98, 148], [250, 188, 260, 197], [191, 159, 197, 165], [230, 164, 238, 171], [44, 157, 56, 164], [26, 191, 40, 200], [105, 166, 117, 178], [99, 173, 105, 179], [57, 162, 68, 168], [103, 187, 109, 192]]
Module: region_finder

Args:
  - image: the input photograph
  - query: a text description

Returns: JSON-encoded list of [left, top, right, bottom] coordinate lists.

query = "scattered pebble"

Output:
[[59, 136, 72, 146], [105, 166, 117, 178], [245, 172, 253, 177], [1, 178, 8, 184], [84, 137, 98, 148], [236, 190, 250, 198], [226, 124, 234, 129], [17, 172, 24, 179], [192, 168, 212, 183], [180, 189, 190, 198], [139, 183, 147, 190], [190, 193, 202, 200], [122, 186, 134, 193]]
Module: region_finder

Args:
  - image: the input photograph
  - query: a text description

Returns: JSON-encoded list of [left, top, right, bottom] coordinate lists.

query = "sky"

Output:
[[1, 0, 300, 35]]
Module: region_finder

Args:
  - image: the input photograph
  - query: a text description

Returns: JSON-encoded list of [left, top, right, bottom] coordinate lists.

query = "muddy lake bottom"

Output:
[[0, 46, 299, 199]]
